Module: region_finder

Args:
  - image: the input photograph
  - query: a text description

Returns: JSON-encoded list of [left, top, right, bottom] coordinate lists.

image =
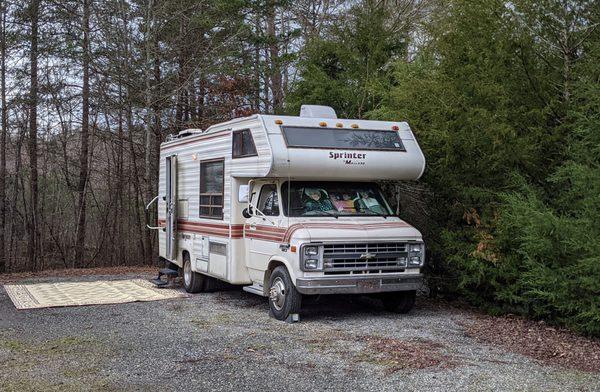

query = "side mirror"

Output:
[[238, 185, 249, 203], [242, 207, 252, 219]]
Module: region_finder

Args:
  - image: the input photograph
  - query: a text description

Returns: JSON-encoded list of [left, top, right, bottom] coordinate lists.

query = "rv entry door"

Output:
[[165, 155, 177, 260]]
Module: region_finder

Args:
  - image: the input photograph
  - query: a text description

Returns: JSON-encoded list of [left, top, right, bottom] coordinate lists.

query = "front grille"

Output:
[[322, 242, 408, 273], [323, 242, 407, 255]]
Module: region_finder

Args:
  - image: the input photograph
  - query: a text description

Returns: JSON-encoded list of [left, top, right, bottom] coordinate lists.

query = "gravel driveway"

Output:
[[0, 272, 598, 392]]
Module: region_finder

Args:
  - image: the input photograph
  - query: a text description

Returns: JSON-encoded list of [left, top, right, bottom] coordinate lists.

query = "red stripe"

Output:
[[160, 219, 409, 243], [245, 224, 286, 233], [246, 232, 285, 242], [282, 222, 410, 242]]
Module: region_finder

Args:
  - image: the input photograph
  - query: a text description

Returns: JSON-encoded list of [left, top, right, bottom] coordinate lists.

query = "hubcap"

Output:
[[184, 261, 191, 287], [269, 277, 286, 311]]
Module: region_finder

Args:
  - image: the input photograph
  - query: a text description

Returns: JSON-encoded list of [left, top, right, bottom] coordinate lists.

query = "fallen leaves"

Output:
[[462, 314, 600, 373]]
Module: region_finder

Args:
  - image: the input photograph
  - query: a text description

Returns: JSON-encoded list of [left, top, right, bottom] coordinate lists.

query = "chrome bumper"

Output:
[[295, 273, 423, 295]]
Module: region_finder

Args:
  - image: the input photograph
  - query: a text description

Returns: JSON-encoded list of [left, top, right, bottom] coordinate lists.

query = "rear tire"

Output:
[[268, 266, 302, 320], [381, 290, 416, 313], [183, 255, 204, 293]]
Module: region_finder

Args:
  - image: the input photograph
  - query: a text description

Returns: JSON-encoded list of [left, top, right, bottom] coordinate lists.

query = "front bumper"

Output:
[[295, 273, 423, 295]]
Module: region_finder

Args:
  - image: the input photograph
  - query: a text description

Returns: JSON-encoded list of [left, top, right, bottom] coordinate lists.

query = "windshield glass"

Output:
[[281, 181, 393, 217]]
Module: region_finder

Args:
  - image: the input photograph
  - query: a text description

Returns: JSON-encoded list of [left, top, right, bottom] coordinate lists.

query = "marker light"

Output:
[[336, 122, 343, 128], [290, 245, 297, 253], [392, 125, 399, 131], [319, 121, 327, 127], [350, 123, 359, 128], [275, 119, 283, 125]]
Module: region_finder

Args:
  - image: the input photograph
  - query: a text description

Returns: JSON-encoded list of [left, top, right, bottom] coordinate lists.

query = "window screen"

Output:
[[232, 129, 258, 158], [199, 159, 224, 219], [281, 126, 405, 151], [257, 184, 280, 216]]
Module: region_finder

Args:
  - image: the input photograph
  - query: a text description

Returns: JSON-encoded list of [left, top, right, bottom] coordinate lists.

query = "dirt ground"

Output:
[[0, 268, 598, 392]]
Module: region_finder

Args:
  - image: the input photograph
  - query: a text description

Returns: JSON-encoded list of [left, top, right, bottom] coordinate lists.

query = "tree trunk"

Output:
[[143, 0, 155, 263], [0, 0, 8, 273], [267, 1, 282, 112], [27, 0, 40, 271], [75, 0, 91, 266]]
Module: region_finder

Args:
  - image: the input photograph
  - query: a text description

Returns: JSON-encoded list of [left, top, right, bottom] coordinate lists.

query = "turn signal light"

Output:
[[290, 245, 297, 253]]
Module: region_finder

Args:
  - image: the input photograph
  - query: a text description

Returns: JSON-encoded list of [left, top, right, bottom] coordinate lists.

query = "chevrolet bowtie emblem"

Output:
[[360, 253, 376, 260]]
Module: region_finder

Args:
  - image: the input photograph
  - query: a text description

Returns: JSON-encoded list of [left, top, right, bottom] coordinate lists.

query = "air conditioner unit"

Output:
[[300, 105, 337, 119]]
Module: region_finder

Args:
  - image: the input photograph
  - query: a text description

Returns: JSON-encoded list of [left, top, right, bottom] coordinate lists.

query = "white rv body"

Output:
[[154, 107, 426, 317]]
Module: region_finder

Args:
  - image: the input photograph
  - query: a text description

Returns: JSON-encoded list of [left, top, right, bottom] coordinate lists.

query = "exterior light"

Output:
[[304, 259, 319, 269], [275, 119, 283, 125], [392, 125, 399, 131], [336, 123, 343, 128], [319, 121, 327, 127], [350, 123, 359, 128]]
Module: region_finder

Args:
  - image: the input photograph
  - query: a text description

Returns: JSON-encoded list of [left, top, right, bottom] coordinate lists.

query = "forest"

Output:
[[0, 0, 598, 335]]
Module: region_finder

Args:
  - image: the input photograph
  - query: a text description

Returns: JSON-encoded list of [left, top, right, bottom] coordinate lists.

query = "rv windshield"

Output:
[[281, 181, 393, 217]]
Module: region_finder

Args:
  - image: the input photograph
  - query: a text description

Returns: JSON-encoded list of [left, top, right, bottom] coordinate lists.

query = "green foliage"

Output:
[[286, 1, 408, 117], [287, 0, 600, 335]]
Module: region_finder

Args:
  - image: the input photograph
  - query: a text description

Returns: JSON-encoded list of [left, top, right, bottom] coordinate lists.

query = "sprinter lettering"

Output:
[[328, 152, 366, 160]]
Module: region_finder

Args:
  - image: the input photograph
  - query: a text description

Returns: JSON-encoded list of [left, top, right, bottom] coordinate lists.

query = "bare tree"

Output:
[[75, 0, 91, 265], [0, 0, 7, 273], [27, 0, 40, 270]]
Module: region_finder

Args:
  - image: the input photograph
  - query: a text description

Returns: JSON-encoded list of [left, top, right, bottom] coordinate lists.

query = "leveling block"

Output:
[[286, 313, 300, 323]]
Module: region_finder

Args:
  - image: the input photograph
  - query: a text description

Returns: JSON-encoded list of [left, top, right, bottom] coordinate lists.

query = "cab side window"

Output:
[[257, 184, 280, 216]]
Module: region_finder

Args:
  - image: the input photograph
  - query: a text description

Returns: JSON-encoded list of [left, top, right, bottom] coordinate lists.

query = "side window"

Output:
[[257, 184, 280, 216], [232, 129, 258, 158], [199, 159, 224, 219]]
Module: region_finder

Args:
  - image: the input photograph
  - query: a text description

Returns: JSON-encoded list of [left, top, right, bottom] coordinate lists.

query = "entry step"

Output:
[[243, 284, 265, 296], [151, 268, 180, 287]]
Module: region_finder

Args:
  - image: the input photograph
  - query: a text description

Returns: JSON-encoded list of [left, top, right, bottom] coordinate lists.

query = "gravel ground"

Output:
[[0, 271, 598, 392]]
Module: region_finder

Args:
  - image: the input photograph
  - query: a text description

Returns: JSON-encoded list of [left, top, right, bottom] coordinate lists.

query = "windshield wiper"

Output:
[[320, 210, 339, 219]]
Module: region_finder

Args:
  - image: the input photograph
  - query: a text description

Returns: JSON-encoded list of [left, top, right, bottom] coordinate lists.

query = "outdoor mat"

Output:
[[3, 279, 186, 310]]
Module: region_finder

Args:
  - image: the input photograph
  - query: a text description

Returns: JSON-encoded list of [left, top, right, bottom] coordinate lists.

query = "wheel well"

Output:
[[263, 259, 286, 296]]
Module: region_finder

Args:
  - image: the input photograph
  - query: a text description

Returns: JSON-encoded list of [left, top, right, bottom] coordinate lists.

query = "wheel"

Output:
[[183, 255, 205, 293], [381, 290, 416, 313], [268, 266, 302, 321]]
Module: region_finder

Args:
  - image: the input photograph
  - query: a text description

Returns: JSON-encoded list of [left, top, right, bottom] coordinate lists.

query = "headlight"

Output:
[[409, 256, 421, 266], [304, 246, 319, 256], [408, 243, 425, 267], [410, 244, 422, 253], [304, 259, 319, 269]]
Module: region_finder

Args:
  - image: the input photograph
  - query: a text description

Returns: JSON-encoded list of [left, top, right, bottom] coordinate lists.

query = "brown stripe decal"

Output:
[[282, 222, 410, 242], [158, 219, 410, 243], [158, 219, 244, 239]]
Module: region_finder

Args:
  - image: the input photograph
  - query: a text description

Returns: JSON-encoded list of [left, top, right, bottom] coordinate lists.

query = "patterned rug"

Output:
[[3, 279, 186, 310]]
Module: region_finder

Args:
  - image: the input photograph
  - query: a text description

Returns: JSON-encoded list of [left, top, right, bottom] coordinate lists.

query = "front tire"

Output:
[[381, 290, 416, 313], [183, 255, 205, 293], [268, 266, 302, 320]]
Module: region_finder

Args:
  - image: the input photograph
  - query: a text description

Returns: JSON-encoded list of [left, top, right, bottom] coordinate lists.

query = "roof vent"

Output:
[[300, 105, 337, 119]]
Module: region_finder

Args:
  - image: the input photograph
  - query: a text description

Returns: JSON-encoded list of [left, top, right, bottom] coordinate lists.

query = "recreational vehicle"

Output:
[[147, 105, 426, 321]]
